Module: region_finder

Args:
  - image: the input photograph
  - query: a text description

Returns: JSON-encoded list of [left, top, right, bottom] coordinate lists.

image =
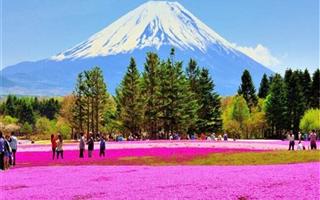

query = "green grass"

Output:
[[186, 150, 320, 165], [117, 150, 320, 166]]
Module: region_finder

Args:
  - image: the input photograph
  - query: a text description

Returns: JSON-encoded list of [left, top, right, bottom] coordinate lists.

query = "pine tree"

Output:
[[141, 52, 161, 139], [158, 50, 198, 137], [238, 69, 258, 110], [17, 101, 35, 125], [265, 74, 287, 138], [311, 69, 320, 108], [90, 67, 108, 135], [5, 95, 17, 117], [186, 59, 200, 93], [300, 69, 312, 108], [72, 73, 85, 132], [258, 73, 269, 98], [118, 57, 143, 137], [196, 68, 221, 133], [284, 69, 306, 133]]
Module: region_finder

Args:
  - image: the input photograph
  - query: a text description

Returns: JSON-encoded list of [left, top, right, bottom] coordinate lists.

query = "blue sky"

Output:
[[2, 0, 319, 73]]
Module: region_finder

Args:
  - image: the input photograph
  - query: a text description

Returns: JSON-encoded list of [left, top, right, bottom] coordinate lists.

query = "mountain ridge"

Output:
[[1, 1, 273, 96]]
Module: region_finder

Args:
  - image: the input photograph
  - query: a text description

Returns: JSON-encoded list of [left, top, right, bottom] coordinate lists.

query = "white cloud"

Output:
[[232, 43, 281, 69]]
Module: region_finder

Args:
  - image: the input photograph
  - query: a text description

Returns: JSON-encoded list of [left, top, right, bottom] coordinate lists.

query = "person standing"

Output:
[[298, 131, 302, 143], [4, 135, 12, 169], [309, 130, 317, 150], [0, 132, 5, 170], [51, 134, 57, 160], [87, 133, 94, 158], [79, 133, 85, 158], [9, 132, 17, 166], [223, 133, 228, 141], [56, 134, 63, 159], [99, 136, 106, 157], [288, 131, 295, 151]]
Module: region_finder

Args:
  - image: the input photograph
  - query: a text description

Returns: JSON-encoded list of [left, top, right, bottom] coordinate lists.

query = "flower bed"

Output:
[[14, 147, 262, 168], [1, 162, 319, 200]]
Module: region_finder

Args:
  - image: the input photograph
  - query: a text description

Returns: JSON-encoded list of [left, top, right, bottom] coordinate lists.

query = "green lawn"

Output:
[[119, 150, 320, 166], [186, 150, 320, 165]]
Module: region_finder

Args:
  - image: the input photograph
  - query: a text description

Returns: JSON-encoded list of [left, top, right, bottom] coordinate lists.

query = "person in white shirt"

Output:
[[297, 141, 304, 150], [9, 132, 18, 166]]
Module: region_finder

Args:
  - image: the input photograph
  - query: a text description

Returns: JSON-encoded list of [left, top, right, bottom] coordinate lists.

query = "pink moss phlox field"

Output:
[[17, 140, 320, 152], [1, 163, 319, 200], [13, 147, 261, 168]]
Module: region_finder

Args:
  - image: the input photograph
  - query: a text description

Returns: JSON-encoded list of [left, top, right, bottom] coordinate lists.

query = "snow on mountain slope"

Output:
[[1, 1, 273, 96], [52, 1, 236, 60]]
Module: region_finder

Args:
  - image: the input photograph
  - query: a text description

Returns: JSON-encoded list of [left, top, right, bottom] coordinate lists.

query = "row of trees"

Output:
[[72, 67, 111, 138], [232, 67, 319, 138], [71, 49, 221, 139], [0, 49, 319, 140], [0, 95, 60, 126]]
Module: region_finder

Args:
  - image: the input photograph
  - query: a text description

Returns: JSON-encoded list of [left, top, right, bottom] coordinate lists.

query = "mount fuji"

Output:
[[1, 1, 273, 96]]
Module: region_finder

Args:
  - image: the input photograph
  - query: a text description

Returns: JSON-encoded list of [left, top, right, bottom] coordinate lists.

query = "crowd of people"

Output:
[[50, 132, 106, 159], [0, 131, 17, 170], [287, 130, 317, 151]]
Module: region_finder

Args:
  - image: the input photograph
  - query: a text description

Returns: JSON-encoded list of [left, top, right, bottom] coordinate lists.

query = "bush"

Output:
[[21, 122, 33, 135], [299, 109, 320, 132]]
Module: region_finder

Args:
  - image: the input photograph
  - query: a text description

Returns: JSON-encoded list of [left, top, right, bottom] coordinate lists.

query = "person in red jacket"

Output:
[[51, 134, 57, 160]]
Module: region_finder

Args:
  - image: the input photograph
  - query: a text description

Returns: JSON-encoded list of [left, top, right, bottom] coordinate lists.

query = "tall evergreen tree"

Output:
[[196, 68, 222, 133], [5, 95, 17, 117], [72, 73, 85, 132], [301, 69, 312, 108], [90, 67, 108, 135], [311, 69, 320, 108], [258, 74, 269, 98], [158, 50, 198, 137], [265, 74, 287, 138], [284, 70, 306, 133], [17, 101, 35, 125], [141, 52, 161, 139], [186, 59, 200, 93], [238, 69, 258, 109], [117, 58, 143, 136]]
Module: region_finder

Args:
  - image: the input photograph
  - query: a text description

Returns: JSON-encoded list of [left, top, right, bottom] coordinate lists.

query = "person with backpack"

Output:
[[87, 133, 94, 158], [79, 132, 85, 158], [99, 136, 106, 157]]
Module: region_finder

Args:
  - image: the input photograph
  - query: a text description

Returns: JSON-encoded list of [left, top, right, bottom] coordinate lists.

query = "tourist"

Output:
[[4, 135, 12, 169], [298, 131, 302, 143], [288, 131, 295, 151], [56, 134, 64, 159], [51, 134, 57, 160], [218, 134, 222, 141], [297, 141, 304, 150], [87, 133, 94, 158], [303, 132, 308, 141], [211, 132, 216, 141], [99, 136, 106, 157], [9, 132, 17, 166], [79, 132, 85, 158], [309, 130, 317, 150], [223, 133, 228, 141], [0, 132, 5, 170]]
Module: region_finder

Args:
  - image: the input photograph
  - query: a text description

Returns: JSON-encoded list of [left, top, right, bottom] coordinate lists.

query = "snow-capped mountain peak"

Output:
[[52, 1, 235, 60]]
